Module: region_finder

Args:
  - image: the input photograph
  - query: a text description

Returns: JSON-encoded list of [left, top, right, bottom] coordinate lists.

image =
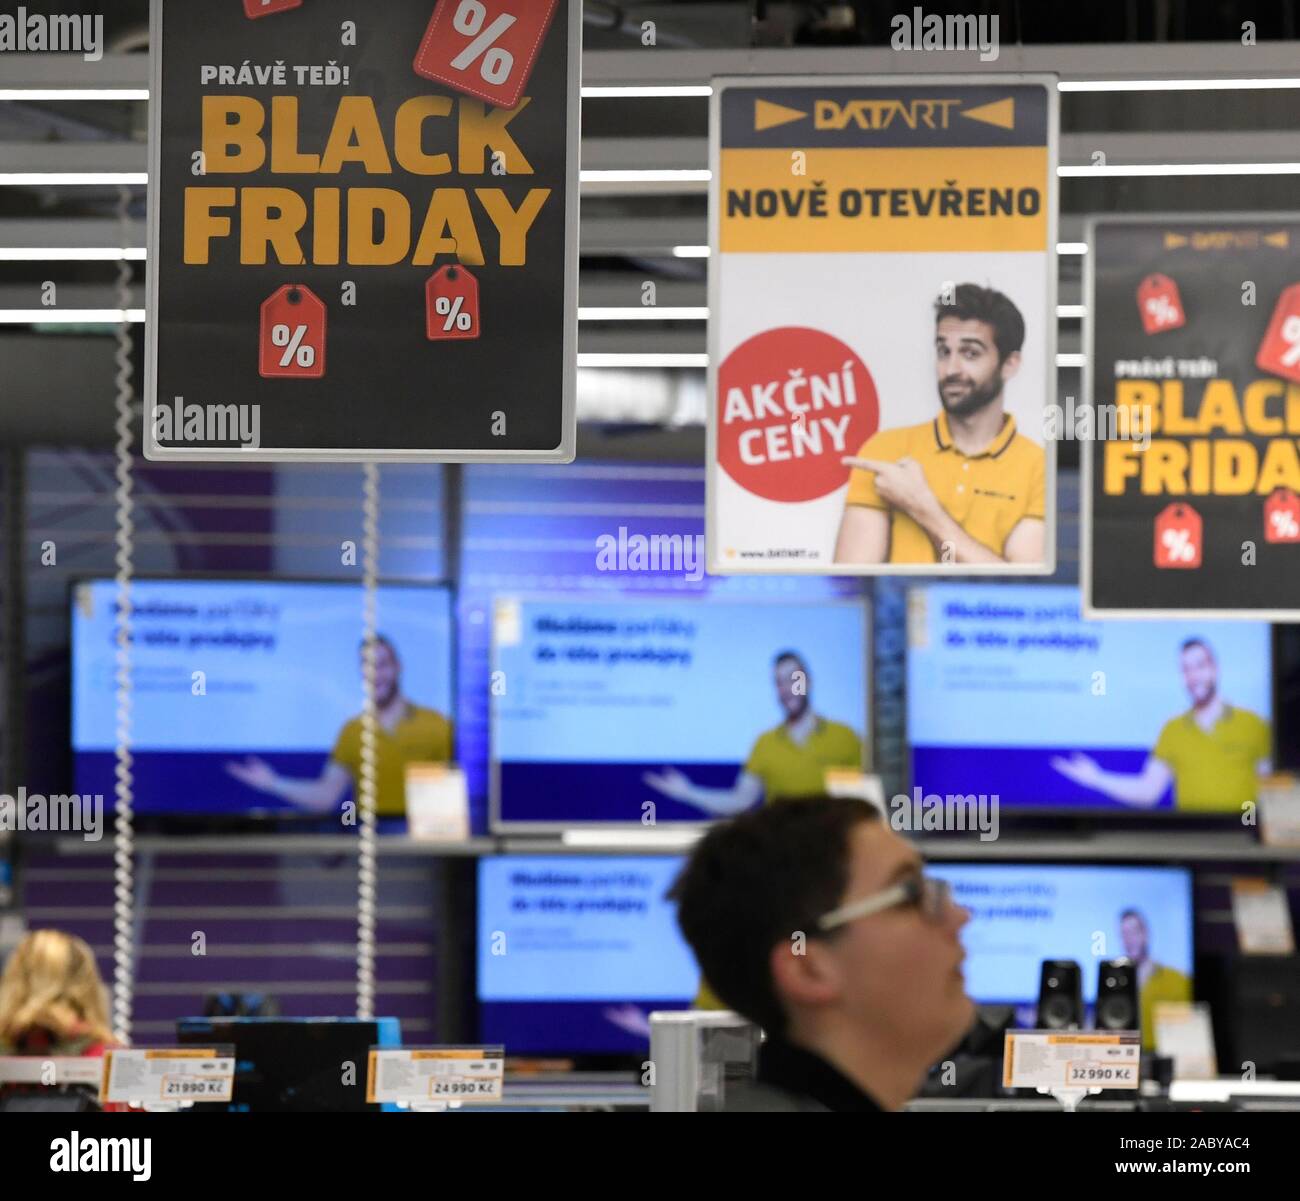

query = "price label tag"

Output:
[[425, 265, 481, 341], [413, 0, 561, 110], [1254, 283, 1300, 384], [406, 764, 471, 842], [101, 1048, 235, 1106], [1264, 487, 1300, 543], [1260, 777, 1300, 848], [1154, 502, 1202, 569], [259, 285, 327, 379], [1137, 273, 1186, 334], [160, 1074, 235, 1100], [1003, 1030, 1141, 1091], [243, 0, 303, 18], [1231, 878, 1296, 954], [367, 1046, 504, 1105], [823, 770, 885, 812], [1153, 1002, 1218, 1080]]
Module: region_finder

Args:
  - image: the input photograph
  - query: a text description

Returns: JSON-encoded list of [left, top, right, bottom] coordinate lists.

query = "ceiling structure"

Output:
[[3, 1, 1300, 446]]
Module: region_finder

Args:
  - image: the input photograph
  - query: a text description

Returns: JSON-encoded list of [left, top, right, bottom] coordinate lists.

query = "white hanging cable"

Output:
[[110, 185, 136, 1045], [356, 462, 380, 1020]]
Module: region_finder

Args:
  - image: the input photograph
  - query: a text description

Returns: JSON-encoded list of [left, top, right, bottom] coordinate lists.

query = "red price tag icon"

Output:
[[1154, 503, 1202, 569], [426, 265, 480, 341], [1254, 283, 1300, 384], [413, 0, 560, 109], [243, 0, 302, 18], [259, 285, 327, 379], [1137, 274, 1186, 334], [1265, 488, 1300, 543]]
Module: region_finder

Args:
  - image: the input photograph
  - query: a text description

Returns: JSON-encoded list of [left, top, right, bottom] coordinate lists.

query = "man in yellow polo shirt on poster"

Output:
[[642, 650, 863, 817], [1051, 638, 1271, 812], [226, 634, 453, 819], [1119, 908, 1192, 1050], [834, 283, 1046, 567], [644, 650, 863, 1012]]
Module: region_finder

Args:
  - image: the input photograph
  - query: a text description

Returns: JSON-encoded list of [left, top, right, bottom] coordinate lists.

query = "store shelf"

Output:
[[912, 831, 1300, 863], [42, 834, 499, 858], [35, 829, 1300, 863]]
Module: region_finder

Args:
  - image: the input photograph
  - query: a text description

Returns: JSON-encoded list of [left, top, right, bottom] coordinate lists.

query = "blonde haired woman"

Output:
[[0, 929, 116, 1057]]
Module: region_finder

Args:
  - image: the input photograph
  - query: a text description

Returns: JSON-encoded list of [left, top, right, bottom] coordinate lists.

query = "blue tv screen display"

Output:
[[72, 579, 453, 815], [907, 584, 1272, 812], [477, 855, 698, 1054], [476, 857, 1193, 1054], [491, 596, 869, 826], [931, 863, 1194, 1008]]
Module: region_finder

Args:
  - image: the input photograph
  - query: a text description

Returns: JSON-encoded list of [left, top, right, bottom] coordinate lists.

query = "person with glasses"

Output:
[[670, 796, 972, 1112]]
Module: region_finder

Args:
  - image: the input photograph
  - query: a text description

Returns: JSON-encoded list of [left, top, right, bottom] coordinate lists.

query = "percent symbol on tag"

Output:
[[1270, 508, 1300, 539], [1280, 315, 1300, 367], [1161, 527, 1195, 564], [1145, 295, 1178, 329], [259, 284, 327, 378], [451, 0, 518, 86], [1153, 502, 1202, 568], [1255, 283, 1300, 383], [425, 264, 480, 341], [271, 323, 316, 369], [435, 296, 473, 333], [413, 0, 558, 109]]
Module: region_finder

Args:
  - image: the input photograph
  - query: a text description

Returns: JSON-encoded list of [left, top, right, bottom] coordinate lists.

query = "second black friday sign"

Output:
[[1084, 216, 1300, 618], [145, 0, 579, 461]]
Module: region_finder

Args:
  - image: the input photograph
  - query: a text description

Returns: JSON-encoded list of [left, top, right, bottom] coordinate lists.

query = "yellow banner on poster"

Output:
[[719, 146, 1048, 253]]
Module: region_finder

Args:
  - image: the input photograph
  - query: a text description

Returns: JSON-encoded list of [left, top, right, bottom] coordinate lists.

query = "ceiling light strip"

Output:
[[7, 78, 1300, 102], [0, 309, 145, 323], [0, 247, 146, 261]]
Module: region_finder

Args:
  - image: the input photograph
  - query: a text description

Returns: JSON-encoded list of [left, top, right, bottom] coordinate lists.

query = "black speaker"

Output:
[[1036, 959, 1083, 1030], [1096, 959, 1140, 1031]]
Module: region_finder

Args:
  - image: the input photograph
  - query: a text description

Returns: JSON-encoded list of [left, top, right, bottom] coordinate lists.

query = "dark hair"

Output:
[[934, 283, 1025, 362], [1119, 908, 1147, 927], [1180, 637, 1214, 659], [669, 797, 879, 1036], [773, 650, 806, 671], [359, 634, 398, 659]]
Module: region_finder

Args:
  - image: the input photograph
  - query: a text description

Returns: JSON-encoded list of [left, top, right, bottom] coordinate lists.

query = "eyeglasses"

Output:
[[817, 873, 953, 933]]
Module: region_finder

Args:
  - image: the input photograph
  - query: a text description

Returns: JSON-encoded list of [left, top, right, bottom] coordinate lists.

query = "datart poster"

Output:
[[708, 74, 1058, 575]]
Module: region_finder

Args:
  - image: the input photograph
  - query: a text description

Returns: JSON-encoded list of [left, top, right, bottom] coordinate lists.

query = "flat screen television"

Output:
[[477, 855, 697, 1056], [490, 595, 870, 829], [72, 578, 453, 816], [930, 862, 1195, 1020], [907, 583, 1273, 813], [474, 855, 1194, 1055]]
